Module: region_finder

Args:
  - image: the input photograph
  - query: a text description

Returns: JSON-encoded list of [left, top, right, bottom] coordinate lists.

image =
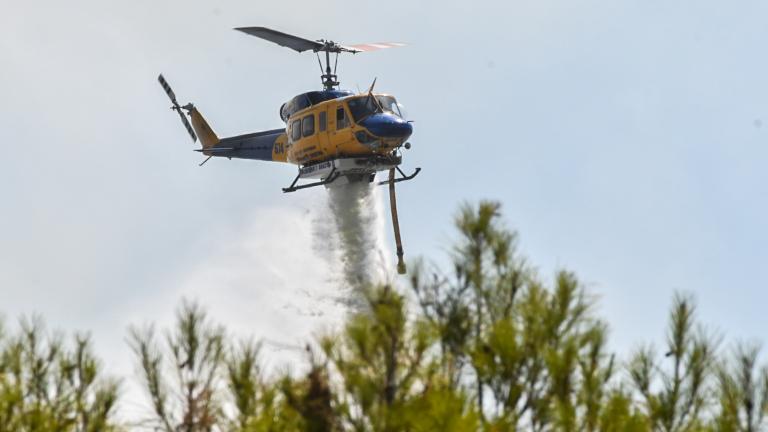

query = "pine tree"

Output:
[[0, 316, 120, 432], [129, 300, 226, 431]]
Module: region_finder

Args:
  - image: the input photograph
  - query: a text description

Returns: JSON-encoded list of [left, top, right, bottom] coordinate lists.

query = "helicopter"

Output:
[[158, 27, 419, 274]]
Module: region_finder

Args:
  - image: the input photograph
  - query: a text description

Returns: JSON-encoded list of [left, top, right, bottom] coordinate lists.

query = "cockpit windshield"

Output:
[[347, 95, 402, 122]]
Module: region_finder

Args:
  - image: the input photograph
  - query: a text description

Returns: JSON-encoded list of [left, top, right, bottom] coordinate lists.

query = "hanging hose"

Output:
[[388, 168, 407, 274]]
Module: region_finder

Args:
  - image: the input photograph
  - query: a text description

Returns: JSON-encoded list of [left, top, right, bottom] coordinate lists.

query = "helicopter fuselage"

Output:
[[274, 90, 412, 166], [185, 89, 413, 186]]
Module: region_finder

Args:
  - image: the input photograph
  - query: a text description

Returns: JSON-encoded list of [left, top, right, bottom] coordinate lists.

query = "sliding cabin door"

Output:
[[316, 108, 330, 156], [329, 102, 354, 157], [292, 111, 322, 164]]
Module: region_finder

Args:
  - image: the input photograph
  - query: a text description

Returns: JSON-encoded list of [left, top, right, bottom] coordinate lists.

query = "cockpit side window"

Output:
[[348, 97, 378, 122], [347, 95, 402, 122], [376, 96, 400, 117], [319, 111, 327, 132], [302, 114, 315, 137], [291, 119, 301, 141], [336, 106, 349, 129]]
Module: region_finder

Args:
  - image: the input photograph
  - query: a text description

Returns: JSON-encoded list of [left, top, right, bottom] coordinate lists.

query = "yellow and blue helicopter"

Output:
[[158, 27, 419, 273]]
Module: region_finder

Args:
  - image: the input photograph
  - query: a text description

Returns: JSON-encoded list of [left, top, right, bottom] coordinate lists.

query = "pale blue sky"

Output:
[[2, 0, 768, 395]]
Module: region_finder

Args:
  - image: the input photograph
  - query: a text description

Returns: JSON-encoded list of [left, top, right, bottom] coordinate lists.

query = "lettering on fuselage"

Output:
[[300, 160, 333, 176]]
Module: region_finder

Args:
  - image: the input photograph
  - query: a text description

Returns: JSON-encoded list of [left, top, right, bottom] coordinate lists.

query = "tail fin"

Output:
[[185, 104, 219, 149]]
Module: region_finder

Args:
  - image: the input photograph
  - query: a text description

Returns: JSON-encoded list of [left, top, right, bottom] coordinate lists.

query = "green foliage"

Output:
[[321, 285, 479, 431], [712, 343, 768, 432], [629, 293, 717, 431], [412, 202, 625, 430], [227, 341, 305, 431], [280, 364, 337, 432], [226, 342, 303, 432], [128, 300, 226, 431], [0, 317, 120, 432], [129, 301, 308, 432], [6, 200, 768, 431]]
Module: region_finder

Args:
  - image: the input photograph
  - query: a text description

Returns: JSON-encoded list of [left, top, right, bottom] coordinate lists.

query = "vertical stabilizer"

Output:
[[185, 104, 219, 149]]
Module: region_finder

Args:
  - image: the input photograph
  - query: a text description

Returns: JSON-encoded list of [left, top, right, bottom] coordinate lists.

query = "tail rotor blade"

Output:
[[176, 108, 197, 143], [158, 74, 178, 106], [158, 74, 197, 143]]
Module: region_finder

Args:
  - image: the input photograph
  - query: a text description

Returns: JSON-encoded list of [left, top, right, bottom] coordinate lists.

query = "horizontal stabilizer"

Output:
[[194, 147, 234, 153]]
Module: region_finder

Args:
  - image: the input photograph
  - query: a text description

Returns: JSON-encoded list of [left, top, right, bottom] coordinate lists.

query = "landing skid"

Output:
[[376, 166, 421, 186], [282, 168, 340, 193]]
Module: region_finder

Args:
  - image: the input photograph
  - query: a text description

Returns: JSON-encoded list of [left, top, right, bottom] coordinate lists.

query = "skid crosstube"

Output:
[[376, 166, 421, 186], [282, 168, 340, 193]]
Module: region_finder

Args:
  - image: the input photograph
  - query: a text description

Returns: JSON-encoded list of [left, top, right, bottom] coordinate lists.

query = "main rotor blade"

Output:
[[235, 27, 323, 53], [343, 42, 406, 52]]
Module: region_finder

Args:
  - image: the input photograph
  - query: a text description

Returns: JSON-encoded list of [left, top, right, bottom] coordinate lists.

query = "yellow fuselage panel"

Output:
[[281, 98, 400, 166]]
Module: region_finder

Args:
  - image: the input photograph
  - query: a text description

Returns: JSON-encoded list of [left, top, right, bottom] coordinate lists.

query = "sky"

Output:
[[2, 0, 768, 415]]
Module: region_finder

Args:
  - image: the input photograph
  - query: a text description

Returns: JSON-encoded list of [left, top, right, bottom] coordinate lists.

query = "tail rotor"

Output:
[[158, 74, 197, 143]]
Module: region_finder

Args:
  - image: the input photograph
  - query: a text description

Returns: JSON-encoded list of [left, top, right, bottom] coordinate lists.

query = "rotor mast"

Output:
[[316, 41, 345, 91]]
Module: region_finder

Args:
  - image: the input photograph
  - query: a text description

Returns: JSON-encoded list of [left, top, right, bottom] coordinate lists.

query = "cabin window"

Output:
[[302, 115, 315, 137], [319, 111, 327, 132], [336, 107, 349, 129], [291, 119, 301, 141]]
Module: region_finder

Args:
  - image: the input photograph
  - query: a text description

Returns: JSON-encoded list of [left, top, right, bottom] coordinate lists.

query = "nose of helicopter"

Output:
[[360, 113, 413, 139]]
